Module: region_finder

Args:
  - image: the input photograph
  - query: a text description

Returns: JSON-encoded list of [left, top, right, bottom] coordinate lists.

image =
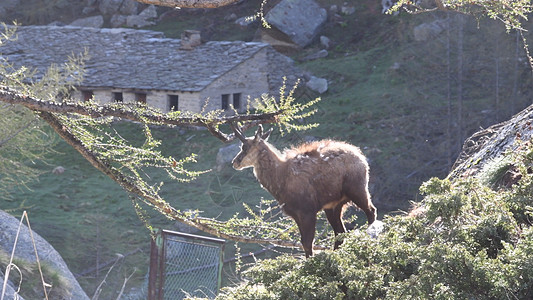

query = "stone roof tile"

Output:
[[1, 25, 269, 92]]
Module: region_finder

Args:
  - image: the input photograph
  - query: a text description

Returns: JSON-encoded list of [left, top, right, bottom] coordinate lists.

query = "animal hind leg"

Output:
[[324, 206, 346, 249], [346, 186, 377, 225]]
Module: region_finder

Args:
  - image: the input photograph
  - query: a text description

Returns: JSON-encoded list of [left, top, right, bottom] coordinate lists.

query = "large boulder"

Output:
[[98, 0, 138, 15], [413, 19, 446, 42], [216, 143, 241, 171], [264, 0, 327, 48], [126, 5, 157, 28], [451, 104, 533, 178], [69, 15, 104, 28], [0, 0, 19, 20], [0, 210, 89, 300]]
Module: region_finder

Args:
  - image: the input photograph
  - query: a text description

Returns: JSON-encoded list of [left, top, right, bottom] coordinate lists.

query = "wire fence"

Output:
[[148, 230, 225, 300]]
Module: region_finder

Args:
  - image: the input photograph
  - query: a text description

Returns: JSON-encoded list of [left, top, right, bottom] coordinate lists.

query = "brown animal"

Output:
[[231, 124, 377, 257]]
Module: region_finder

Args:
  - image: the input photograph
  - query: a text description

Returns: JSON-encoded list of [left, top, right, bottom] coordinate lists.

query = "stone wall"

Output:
[[71, 47, 271, 114], [72, 89, 203, 113], [200, 48, 270, 112]]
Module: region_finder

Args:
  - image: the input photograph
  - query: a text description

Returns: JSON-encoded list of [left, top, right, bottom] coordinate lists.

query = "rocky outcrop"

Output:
[[0, 210, 89, 300], [263, 0, 327, 48], [451, 104, 533, 178]]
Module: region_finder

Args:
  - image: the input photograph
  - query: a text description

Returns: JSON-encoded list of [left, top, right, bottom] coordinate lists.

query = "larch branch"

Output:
[[0, 86, 281, 141]]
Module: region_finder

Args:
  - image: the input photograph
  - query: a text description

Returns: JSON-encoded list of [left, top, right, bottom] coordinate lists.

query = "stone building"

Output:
[[1, 26, 301, 113]]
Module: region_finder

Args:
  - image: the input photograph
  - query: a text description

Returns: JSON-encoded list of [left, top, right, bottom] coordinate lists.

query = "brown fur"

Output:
[[232, 126, 377, 257]]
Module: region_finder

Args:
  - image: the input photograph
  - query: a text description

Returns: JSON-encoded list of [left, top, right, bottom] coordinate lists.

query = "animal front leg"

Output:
[[325, 206, 346, 250], [294, 213, 317, 258]]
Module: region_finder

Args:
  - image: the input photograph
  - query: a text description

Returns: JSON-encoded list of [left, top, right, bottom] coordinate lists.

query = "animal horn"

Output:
[[230, 122, 247, 142], [254, 124, 264, 140]]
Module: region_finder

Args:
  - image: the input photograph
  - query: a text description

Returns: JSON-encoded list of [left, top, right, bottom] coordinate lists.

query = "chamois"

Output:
[[231, 124, 377, 257]]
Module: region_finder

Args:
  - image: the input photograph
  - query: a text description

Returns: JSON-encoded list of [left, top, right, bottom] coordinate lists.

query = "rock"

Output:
[[216, 143, 241, 171], [126, 15, 155, 28], [48, 21, 66, 26], [69, 15, 104, 28], [306, 76, 328, 94], [0, 210, 89, 300], [341, 3, 355, 15], [110, 14, 127, 27], [235, 15, 257, 27], [413, 19, 446, 42], [451, 104, 533, 178], [265, 0, 327, 48], [98, 0, 138, 15], [0, 275, 25, 300], [320, 36, 330, 49], [224, 13, 238, 22], [126, 5, 157, 28], [329, 4, 338, 14], [82, 6, 96, 15], [302, 49, 328, 61], [52, 166, 65, 174], [139, 5, 157, 19]]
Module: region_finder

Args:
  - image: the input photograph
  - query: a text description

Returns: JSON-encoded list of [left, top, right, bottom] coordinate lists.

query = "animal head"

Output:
[[231, 124, 272, 170]]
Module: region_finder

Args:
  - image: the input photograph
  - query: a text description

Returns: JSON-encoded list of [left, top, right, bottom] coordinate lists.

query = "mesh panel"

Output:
[[162, 233, 223, 299]]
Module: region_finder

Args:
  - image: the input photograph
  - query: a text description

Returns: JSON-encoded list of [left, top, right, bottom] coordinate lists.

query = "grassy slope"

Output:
[[4, 0, 533, 297]]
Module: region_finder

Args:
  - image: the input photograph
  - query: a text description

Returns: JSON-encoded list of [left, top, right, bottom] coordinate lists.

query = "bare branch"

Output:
[[135, 0, 242, 8]]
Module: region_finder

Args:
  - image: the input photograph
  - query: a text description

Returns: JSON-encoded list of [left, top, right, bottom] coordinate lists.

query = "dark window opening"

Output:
[[114, 92, 123, 103], [168, 95, 179, 111], [233, 93, 241, 110], [136, 93, 147, 104], [221, 94, 230, 110], [82, 90, 93, 102]]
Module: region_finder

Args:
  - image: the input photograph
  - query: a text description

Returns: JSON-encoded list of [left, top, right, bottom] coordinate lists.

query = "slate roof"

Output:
[[0, 25, 270, 92]]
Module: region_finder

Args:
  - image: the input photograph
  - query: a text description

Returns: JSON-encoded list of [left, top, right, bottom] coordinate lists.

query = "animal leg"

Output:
[[346, 187, 377, 225], [294, 213, 317, 258], [324, 206, 346, 250]]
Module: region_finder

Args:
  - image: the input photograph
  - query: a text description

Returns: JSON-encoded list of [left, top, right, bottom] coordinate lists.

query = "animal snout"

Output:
[[232, 157, 243, 170]]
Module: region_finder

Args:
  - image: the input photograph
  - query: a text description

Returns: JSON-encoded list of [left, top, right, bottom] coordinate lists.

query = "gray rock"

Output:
[[235, 16, 258, 27], [265, 0, 327, 48], [139, 5, 157, 19], [306, 76, 328, 94], [216, 143, 241, 171], [413, 19, 446, 42], [69, 15, 104, 28], [82, 6, 96, 15], [98, 0, 138, 15], [224, 13, 238, 22], [110, 14, 127, 28], [320, 36, 330, 49], [341, 4, 355, 15], [48, 21, 66, 26], [302, 49, 328, 61], [126, 15, 155, 28], [0, 274, 25, 300], [126, 5, 157, 28], [0, 210, 89, 300], [119, 0, 139, 15]]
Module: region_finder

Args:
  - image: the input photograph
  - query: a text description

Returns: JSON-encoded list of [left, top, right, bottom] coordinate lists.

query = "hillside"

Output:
[[2, 0, 533, 298]]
